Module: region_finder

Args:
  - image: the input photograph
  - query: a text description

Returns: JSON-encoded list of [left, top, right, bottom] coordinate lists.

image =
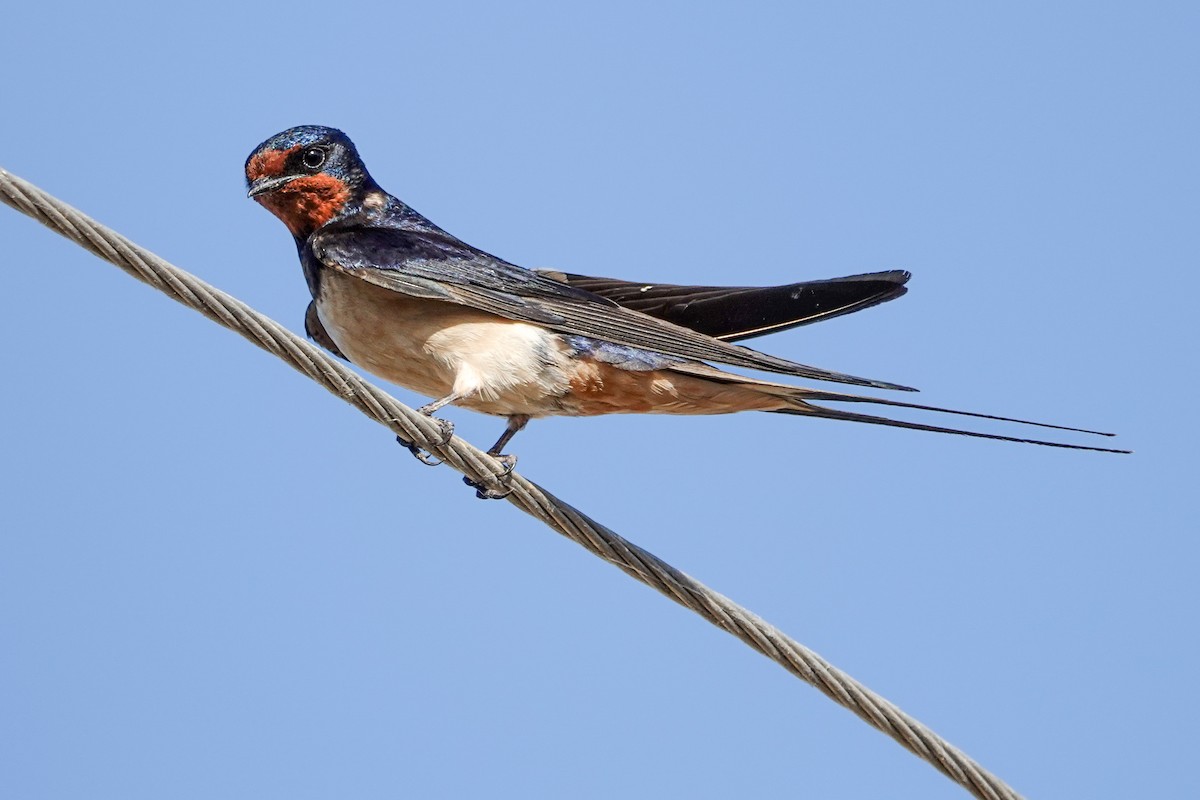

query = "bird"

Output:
[[246, 125, 1126, 494]]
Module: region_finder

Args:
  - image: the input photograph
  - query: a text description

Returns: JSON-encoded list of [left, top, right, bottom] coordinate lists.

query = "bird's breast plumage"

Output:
[[314, 268, 579, 417]]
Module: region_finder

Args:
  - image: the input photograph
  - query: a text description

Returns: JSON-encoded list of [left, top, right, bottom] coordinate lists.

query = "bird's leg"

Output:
[[464, 415, 530, 500], [396, 391, 468, 466], [417, 392, 464, 443], [487, 415, 529, 461]]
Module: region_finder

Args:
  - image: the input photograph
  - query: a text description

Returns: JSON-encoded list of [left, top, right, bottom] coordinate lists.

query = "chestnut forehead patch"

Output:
[[246, 145, 300, 181]]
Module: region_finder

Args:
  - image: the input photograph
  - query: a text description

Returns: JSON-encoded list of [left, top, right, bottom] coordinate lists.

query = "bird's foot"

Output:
[[463, 454, 517, 500], [395, 417, 454, 466], [396, 435, 442, 466], [428, 416, 455, 445]]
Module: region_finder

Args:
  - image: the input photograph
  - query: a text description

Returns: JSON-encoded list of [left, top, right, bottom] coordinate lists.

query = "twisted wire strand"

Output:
[[0, 167, 1022, 800]]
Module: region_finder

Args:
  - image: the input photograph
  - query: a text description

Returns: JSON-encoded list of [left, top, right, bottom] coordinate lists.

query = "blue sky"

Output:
[[2, 3, 1195, 798]]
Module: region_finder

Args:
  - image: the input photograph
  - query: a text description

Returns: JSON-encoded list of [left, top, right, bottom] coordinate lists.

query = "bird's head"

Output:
[[245, 125, 378, 239]]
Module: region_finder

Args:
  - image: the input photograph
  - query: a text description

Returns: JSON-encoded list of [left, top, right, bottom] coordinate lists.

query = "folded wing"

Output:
[[538, 269, 910, 341], [310, 224, 915, 391]]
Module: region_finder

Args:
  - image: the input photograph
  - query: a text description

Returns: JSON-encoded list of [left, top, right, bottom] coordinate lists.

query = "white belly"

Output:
[[315, 270, 575, 417]]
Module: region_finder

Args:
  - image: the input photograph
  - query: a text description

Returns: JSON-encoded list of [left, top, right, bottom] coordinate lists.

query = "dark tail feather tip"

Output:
[[772, 404, 1130, 454], [798, 391, 1118, 438]]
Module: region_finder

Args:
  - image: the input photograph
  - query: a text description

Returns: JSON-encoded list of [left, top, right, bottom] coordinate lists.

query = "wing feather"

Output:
[[538, 270, 910, 341]]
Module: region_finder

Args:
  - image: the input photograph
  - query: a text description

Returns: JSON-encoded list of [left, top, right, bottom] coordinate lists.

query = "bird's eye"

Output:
[[301, 147, 327, 170]]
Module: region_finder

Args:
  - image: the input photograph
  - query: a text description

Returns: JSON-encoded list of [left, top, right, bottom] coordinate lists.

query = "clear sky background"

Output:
[[2, 3, 1195, 798]]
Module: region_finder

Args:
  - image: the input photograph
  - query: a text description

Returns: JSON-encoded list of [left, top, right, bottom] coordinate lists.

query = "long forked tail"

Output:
[[771, 389, 1131, 454]]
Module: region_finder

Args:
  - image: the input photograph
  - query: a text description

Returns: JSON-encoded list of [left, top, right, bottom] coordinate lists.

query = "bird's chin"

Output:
[[254, 197, 305, 237], [255, 184, 349, 239]]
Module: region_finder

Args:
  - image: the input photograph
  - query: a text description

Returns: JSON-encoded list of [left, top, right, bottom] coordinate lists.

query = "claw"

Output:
[[431, 417, 455, 445], [492, 454, 517, 476], [463, 474, 514, 500], [395, 434, 443, 467], [394, 412, 455, 467], [463, 454, 518, 500]]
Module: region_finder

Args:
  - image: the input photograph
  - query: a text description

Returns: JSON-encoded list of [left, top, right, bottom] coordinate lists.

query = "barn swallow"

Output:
[[246, 126, 1126, 493]]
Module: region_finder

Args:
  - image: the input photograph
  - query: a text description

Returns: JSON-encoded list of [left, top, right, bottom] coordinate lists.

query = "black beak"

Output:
[[247, 174, 297, 198]]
